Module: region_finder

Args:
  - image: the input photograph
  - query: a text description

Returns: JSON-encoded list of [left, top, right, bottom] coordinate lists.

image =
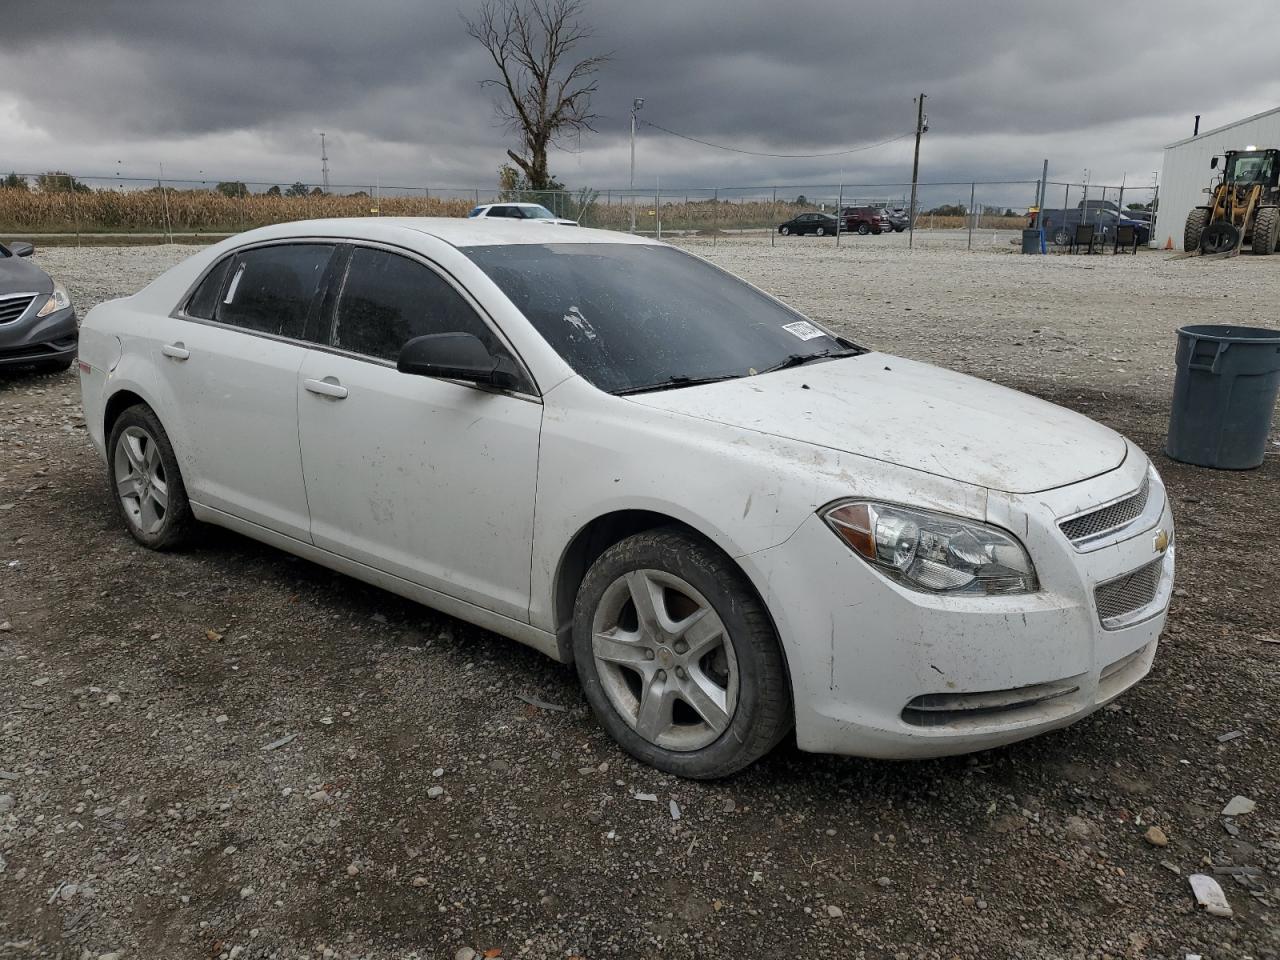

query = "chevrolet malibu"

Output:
[[78, 219, 1174, 778]]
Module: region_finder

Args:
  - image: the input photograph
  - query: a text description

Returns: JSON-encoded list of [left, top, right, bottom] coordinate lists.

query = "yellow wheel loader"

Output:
[[1184, 148, 1280, 255]]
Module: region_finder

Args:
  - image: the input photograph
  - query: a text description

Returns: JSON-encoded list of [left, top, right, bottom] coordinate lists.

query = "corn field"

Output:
[[0, 187, 1030, 236]]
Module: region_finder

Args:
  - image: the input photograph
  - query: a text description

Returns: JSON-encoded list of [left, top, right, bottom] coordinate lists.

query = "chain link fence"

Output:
[[0, 172, 1158, 247]]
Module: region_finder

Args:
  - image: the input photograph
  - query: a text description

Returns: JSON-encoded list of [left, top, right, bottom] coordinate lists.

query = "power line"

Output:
[[638, 119, 914, 159]]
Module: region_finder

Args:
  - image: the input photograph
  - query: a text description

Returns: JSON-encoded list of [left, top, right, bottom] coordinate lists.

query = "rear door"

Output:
[[156, 242, 336, 540], [296, 244, 542, 621]]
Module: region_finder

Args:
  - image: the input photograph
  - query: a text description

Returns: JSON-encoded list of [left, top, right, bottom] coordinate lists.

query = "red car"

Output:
[[841, 206, 888, 235]]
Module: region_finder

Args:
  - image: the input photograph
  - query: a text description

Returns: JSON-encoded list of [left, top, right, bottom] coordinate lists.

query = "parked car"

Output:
[[0, 240, 77, 372], [78, 219, 1174, 778], [882, 208, 910, 232], [1034, 209, 1150, 246], [777, 212, 838, 236], [841, 206, 888, 235], [467, 202, 578, 226]]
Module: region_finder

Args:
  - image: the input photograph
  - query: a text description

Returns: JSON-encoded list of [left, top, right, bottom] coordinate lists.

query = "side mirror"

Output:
[[8, 241, 34, 258], [1210, 156, 1219, 169], [397, 332, 519, 390]]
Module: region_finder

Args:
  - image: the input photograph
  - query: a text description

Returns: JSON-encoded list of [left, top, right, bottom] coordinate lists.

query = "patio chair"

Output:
[[1069, 223, 1096, 254], [1113, 224, 1139, 254]]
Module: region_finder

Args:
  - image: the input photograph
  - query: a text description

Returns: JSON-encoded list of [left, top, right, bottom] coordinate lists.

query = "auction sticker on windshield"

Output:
[[782, 320, 824, 341]]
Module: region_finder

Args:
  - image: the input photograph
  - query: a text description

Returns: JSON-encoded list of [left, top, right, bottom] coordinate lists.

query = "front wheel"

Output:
[[1184, 207, 1210, 253], [779, 226, 790, 235], [1252, 207, 1278, 255], [573, 528, 793, 779], [857, 223, 870, 235], [107, 405, 194, 550], [1053, 227, 1071, 246]]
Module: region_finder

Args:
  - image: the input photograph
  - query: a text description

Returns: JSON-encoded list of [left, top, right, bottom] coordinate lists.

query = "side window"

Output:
[[215, 244, 335, 339], [185, 256, 233, 320], [333, 248, 499, 363]]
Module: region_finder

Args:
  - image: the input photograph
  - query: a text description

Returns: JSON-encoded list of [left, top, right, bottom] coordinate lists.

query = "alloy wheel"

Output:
[[113, 425, 169, 535], [590, 569, 739, 751]]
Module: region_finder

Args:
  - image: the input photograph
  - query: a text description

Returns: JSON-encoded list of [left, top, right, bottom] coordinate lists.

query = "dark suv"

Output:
[[841, 207, 888, 235]]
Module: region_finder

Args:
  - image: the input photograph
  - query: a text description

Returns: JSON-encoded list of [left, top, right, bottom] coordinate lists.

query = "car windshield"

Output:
[[520, 205, 558, 219], [462, 243, 861, 394], [467, 206, 484, 218]]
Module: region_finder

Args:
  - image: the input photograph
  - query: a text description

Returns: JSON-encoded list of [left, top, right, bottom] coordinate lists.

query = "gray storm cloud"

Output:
[[2, 0, 1277, 189]]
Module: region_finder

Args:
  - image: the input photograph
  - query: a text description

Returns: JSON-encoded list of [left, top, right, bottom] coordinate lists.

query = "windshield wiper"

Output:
[[613, 373, 743, 396], [756, 348, 862, 375]]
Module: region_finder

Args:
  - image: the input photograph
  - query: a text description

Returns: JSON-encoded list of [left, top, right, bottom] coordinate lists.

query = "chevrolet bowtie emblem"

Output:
[[1153, 529, 1170, 554]]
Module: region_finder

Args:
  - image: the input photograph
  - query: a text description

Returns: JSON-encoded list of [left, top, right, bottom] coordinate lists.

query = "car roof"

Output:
[[216, 217, 653, 249]]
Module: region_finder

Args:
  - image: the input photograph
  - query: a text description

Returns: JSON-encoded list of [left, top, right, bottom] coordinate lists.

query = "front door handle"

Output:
[[161, 342, 190, 361], [304, 377, 349, 400]]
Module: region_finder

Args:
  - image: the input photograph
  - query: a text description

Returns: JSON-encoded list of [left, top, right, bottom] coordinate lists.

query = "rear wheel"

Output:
[[1184, 207, 1210, 252], [1052, 227, 1071, 246], [815, 226, 825, 236], [1252, 207, 1278, 255], [107, 405, 193, 550], [573, 527, 793, 779]]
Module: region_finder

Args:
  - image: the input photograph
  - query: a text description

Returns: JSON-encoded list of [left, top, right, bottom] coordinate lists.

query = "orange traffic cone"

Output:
[[1164, 236, 1173, 250]]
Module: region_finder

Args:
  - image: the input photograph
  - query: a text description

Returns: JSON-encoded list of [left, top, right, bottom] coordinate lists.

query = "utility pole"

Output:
[[320, 132, 330, 193], [629, 98, 644, 233], [908, 93, 927, 250]]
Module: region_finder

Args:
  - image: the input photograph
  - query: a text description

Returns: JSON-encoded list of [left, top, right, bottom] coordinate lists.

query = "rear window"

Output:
[[215, 243, 334, 339]]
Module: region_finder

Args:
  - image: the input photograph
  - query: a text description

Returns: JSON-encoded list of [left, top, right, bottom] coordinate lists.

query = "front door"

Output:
[[296, 245, 542, 621]]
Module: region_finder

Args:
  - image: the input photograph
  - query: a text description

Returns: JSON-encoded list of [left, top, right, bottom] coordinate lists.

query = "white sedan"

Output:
[[467, 202, 578, 225], [78, 219, 1174, 778]]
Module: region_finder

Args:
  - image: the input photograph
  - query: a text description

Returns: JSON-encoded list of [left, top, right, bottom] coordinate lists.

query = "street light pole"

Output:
[[629, 97, 644, 233], [908, 92, 927, 250]]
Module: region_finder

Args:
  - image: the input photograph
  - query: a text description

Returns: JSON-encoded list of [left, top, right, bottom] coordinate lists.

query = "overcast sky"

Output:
[[3, 0, 1278, 201]]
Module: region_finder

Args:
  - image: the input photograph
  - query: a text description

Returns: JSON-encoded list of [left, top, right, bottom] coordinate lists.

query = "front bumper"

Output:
[[744, 453, 1174, 759], [0, 304, 78, 367]]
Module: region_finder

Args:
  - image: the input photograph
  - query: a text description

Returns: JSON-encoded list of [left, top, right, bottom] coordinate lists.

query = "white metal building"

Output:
[[1156, 105, 1280, 249]]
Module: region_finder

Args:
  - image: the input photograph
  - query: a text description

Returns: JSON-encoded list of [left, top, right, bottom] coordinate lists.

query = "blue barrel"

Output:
[[1166, 324, 1280, 469]]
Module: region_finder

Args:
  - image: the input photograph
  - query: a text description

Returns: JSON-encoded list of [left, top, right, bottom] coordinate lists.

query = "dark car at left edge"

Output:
[[0, 240, 77, 372]]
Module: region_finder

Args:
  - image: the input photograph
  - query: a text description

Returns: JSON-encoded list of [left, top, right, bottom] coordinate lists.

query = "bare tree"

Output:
[[464, 0, 609, 191]]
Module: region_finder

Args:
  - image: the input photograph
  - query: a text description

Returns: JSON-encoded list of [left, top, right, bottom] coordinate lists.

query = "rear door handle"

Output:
[[304, 377, 348, 400], [161, 342, 190, 360]]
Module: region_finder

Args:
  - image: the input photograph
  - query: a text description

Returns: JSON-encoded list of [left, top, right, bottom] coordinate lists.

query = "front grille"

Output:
[[1060, 475, 1150, 544], [0, 294, 38, 325], [1095, 557, 1164, 627]]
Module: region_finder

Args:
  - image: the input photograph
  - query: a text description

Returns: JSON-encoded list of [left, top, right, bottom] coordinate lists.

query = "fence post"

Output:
[[836, 183, 843, 247], [67, 175, 81, 248], [967, 182, 976, 250], [655, 181, 661, 241], [713, 188, 718, 247]]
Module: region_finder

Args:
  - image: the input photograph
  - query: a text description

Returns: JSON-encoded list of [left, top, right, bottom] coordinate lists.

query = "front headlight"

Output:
[[822, 501, 1038, 595], [35, 282, 72, 318]]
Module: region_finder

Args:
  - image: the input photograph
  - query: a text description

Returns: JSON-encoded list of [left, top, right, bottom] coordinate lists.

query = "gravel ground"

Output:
[[1, 239, 1278, 960]]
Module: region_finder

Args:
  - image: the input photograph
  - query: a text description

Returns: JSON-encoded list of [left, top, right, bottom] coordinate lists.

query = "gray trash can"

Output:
[[1021, 228, 1043, 254], [1166, 324, 1280, 469]]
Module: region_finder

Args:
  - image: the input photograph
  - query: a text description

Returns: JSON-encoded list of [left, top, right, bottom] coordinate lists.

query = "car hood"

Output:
[[626, 352, 1127, 494], [0, 256, 54, 296]]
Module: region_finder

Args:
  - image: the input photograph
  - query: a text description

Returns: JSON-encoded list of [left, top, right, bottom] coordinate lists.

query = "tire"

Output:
[[1252, 207, 1278, 255], [779, 226, 789, 236], [36, 357, 74, 374], [815, 226, 825, 236], [1184, 207, 1210, 253], [572, 527, 793, 779], [107, 404, 194, 550], [856, 223, 870, 236], [893, 226, 906, 233], [1053, 228, 1071, 246]]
